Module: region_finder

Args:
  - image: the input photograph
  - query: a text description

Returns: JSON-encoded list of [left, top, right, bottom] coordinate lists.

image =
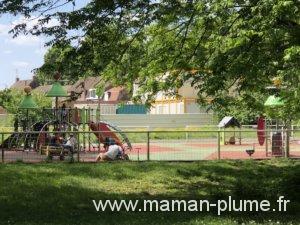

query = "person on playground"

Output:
[[60, 103, 68, 122], [96, 138, 122, 162], [63, 134, 77, 154], [49, 133, 62, 147]]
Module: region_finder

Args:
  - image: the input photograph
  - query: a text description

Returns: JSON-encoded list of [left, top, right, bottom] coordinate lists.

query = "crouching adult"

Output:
[[96, 138, 122, 162]]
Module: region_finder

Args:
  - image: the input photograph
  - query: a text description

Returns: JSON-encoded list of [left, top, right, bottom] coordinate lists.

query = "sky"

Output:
[[0, 0, 90, 90], [0, 14, 48, 89]]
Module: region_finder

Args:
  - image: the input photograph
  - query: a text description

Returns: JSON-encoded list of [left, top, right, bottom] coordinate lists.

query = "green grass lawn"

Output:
[[0, 160, 299, 225]]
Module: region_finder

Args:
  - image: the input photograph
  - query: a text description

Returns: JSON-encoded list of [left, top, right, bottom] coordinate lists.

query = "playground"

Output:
[[1, 74, 300, 163], [2, 130, 300, 163]]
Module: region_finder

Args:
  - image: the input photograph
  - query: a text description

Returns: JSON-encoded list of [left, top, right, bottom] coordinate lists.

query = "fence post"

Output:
[[1, 133, 4, 163], [147, 131, 150, 161], [217, 131, 220, 160], [77, 131, 80, 162]]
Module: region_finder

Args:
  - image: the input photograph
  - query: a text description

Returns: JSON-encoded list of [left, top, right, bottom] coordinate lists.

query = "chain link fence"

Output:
[[0, 129, 299, 163]]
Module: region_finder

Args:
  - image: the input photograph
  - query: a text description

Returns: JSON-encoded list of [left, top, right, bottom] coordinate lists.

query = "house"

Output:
[[149, 81, 209, 114], [133, 71, 211, 114], [10, 73, 209, 115], [10, 76, 130, 114], [10, 76, 39, 90], [69, 77, 130, 114]]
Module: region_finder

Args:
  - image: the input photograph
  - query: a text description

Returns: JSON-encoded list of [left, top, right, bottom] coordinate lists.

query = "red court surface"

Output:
[[131, 145, 180, 154], [187, 143, 252, 148], [206, 151, 300, 160], [2, 140, 300, 162]]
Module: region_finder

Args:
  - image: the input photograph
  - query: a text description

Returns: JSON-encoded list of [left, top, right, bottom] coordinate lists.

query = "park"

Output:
[[0, 1, 299, 225]]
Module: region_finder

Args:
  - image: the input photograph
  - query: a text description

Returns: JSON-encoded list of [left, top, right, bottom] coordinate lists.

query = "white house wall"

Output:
[[186, 102, 204, 113], [150, 102, 209, 114], [98, 113, 215, 128], [170, 103, 177, 114], [73, 103, 117, 114]]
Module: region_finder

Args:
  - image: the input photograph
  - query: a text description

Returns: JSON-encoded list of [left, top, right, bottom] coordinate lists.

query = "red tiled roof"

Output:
[[106, 86, 129, 101], [73, 100, 120, 104], [10, 79, 33, 90], [72, 77, 104, 93], [34, 85, 73, 94], [9, 76, 130, 104], [33, 85, 51, 93]]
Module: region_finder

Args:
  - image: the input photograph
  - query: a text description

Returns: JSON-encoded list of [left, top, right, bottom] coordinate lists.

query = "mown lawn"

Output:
[[0, 160, 299, 225]]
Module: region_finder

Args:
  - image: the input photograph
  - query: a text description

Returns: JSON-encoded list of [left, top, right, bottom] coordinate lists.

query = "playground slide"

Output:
[[89, 121, 132, 150]]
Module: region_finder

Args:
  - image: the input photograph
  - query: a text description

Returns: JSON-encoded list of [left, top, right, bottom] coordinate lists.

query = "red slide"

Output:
[[89, 121, 124, 148], [257, 116, 265, 146]]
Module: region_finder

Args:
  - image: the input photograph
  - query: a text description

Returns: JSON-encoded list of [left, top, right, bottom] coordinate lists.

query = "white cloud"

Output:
[[12, 16, 59, 30], [34, 47, 48, 55], [3, 16, 59, 46], [3, 50, 12, 54], [0, 83, 8, 90], [6, 35, 41, 46], [12, 61, 30, 68], [0, 24, 10, 36]]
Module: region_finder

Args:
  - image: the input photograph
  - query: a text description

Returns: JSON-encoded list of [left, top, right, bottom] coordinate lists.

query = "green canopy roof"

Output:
[[264, 95, 284, 107], [19, 94, 38, 109], [46, 82, 68, 97]]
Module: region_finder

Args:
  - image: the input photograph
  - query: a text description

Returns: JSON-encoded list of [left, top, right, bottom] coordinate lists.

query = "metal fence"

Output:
[[0, 129, 299, 163]]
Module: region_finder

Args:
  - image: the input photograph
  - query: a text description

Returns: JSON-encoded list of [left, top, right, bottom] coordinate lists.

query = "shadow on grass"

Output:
[[0, 160, 299, 225]]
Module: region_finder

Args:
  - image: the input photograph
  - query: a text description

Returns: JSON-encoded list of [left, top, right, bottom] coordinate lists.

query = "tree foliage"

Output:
[[1, 0, 300, 121], [0, 89, 52, 122], [35, 45, 79, 82]]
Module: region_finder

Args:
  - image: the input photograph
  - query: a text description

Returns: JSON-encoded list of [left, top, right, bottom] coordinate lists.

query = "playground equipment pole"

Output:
[[88, 109, 91, 151], [77, 131, 80, 162], [265, 132, 268, 157], [97, 98, 101, 121], [83, 107, 86, 151], [55, 97, 58, 119]]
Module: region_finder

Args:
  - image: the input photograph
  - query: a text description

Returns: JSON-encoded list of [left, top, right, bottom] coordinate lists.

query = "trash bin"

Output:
[[271, 132, 283, 156]]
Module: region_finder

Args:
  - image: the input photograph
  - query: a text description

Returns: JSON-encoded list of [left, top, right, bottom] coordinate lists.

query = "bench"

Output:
[[40, 145, 72, 161]]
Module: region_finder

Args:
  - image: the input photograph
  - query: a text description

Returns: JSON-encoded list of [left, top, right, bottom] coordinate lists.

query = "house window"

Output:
[[87, 89, 98, 99], [103, 91, 111, 101]]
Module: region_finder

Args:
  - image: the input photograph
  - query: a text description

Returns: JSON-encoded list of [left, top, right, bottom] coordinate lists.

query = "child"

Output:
[[63, 134, 77, 153]]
